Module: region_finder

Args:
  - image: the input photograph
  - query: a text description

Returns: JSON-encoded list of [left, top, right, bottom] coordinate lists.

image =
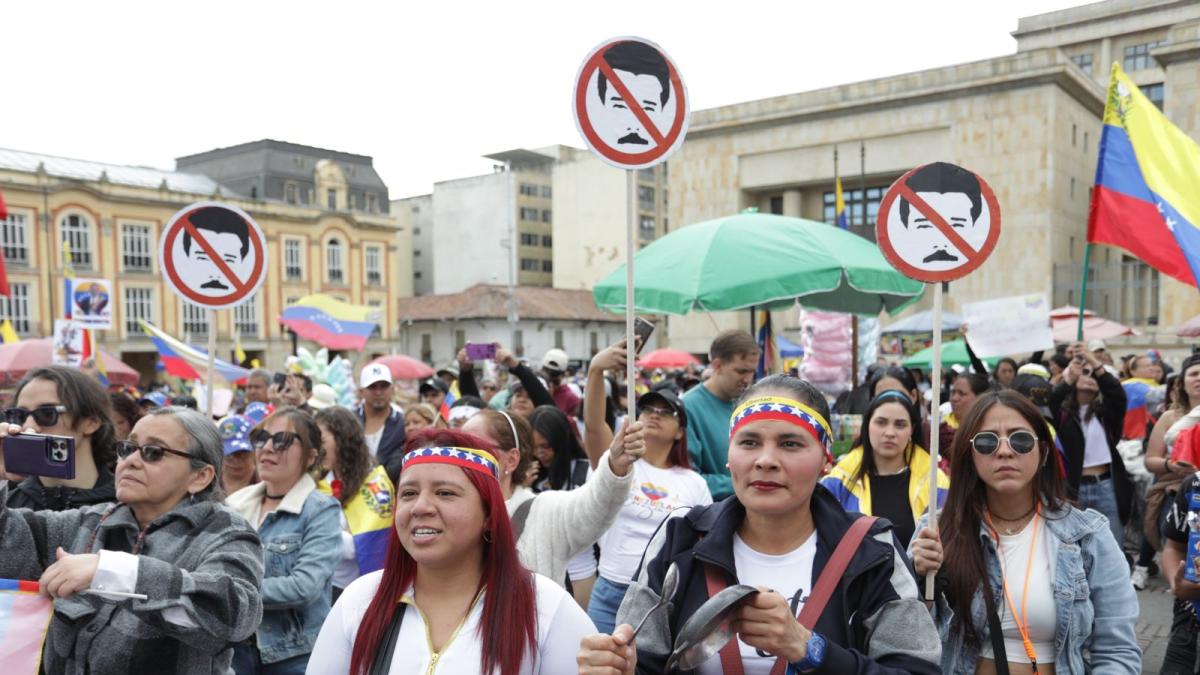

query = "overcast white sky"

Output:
[[6, 0, 1084, 199]]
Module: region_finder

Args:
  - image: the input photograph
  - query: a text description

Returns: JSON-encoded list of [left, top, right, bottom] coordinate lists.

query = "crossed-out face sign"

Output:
[[875, 162, 1002, 283], [573, 37, 689, 170], [159, 202, 268, 309]]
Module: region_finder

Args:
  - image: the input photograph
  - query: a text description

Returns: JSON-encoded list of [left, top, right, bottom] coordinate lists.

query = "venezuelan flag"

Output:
[[1121, 377, 1158, 440], [754, 311, 781, 379], [834, 175, 849, 230], [80, 330, 109, 388], [279, 295, 380, 351], [139, 320, 250, 384], [1088, 63, 1200, 287], [0, 320, 19, 344], [0, 578, 53, 674]]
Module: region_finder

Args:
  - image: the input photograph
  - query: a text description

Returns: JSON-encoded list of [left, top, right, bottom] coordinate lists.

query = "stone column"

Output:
[[782, 189, 802, 218]]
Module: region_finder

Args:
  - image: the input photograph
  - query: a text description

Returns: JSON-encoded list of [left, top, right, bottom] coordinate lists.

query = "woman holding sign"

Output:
[[578, 375, 941, 675], [909, 390, 1140, 674]]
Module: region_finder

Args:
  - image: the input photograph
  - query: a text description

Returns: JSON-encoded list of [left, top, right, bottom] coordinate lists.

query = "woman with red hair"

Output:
[[307, 428, 596, 675]]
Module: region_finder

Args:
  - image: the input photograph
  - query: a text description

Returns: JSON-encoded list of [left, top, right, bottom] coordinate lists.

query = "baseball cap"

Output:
[[638, 389, 688, 427], [138, 391, 169, 408], [436, 363, 459, 379], [360, 364, 393, 389], [1087, 339, 1107, 352], [542, 348, 569, 373], [1016, 363, 1050, 380], [420, 378, 450, 395], [308, 384, 338, 410], [217, 415, 254, 455], [1011, 373, 1052, 418]]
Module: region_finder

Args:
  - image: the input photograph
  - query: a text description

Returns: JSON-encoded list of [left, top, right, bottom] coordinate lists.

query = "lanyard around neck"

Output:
[[984, 504, 1041, 670]]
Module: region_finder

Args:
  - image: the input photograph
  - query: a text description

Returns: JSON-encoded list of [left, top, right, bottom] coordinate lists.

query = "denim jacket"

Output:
[[227, 474, 342, 664], [913, 505, 1141, 674]]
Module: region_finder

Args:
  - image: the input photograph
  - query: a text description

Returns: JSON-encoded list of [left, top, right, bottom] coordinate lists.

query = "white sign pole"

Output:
[[626, 169, 636, 423], [206, 309, 217, 417], [924, 282, 944, 601]]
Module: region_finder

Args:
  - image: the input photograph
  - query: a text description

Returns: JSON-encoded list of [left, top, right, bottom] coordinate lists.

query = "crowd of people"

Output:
[[0, 329, 1197, 674]]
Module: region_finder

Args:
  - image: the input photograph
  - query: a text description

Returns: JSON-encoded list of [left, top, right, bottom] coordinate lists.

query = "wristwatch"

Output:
[[790, 632, 827, 673]]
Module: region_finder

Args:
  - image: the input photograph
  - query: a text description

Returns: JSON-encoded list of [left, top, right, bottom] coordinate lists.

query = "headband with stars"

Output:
[[401, 446, 500, 480], [730, 396, 834, 462]]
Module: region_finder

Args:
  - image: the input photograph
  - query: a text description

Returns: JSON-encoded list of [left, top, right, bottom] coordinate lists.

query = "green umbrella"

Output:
[[593, 212, 924, 316], [902, 339, 1000, 370]]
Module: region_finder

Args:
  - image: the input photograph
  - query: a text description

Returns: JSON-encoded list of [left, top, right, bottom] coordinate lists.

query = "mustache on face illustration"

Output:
[[923, 248, 959, 263], [618, 132, 649, 145]]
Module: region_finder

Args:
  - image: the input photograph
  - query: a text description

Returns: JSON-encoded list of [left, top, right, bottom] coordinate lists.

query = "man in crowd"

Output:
[[682, 329, 760, 500], [420, 377, 449, 411], [242, 368, 271, 406], [356, 364, 405, 476], [542, 348, 581, 417]]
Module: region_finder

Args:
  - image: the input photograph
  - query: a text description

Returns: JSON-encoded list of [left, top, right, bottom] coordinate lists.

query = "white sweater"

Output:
[[507, 450, 634, 586]]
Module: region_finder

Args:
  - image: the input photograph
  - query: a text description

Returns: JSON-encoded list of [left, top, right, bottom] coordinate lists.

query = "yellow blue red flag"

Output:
[[835, 175, 849, 230]]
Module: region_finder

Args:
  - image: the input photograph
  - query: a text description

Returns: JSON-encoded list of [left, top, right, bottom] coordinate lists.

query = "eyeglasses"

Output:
[[970, 430, 1038, 455], [639, 405, 678, 419], [251, 430, 300, 453], [4, 405, 68, 427], [116, 440, 207, 464]]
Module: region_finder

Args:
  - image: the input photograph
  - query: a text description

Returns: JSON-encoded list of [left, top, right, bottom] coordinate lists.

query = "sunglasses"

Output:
[[116, 440, 207, 464], [639, 405, 678, 419], [4, 405, 68, 427], [970, 430, 1038, 455], [250, 430, 301, 452]]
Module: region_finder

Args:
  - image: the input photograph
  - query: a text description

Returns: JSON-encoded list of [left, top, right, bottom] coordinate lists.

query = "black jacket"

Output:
[[5, 467, 116, 511], [1049, 371, 1134, 525], [618, 485, 942, 674]]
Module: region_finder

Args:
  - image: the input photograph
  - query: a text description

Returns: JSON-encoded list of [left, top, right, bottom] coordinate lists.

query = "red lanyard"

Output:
[[984, 505, 1041, 671]]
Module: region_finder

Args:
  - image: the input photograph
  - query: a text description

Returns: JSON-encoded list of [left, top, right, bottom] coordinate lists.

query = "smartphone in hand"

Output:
[[634, 317, 655, 355], [465, 343, 498, 361], [3, 433, 76, 480]]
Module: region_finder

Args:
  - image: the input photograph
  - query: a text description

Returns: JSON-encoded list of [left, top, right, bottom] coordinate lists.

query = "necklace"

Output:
[[265, 492, 287, 500], [988, 502, 1037, 535]]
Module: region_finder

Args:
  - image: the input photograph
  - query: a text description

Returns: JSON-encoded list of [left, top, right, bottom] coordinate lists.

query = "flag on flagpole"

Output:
[[62, 240, 75, 319], [81, 330, 110, 388], [834, 175, 849, 230], [279, 295, 380, 350], [755, 310, 782, 379], [234, 334, 247, 365], [0, 578, 54, 674], [1087, 62, 1200, 287], [0, 320, 19, 344], [139, 320, 250, 384]]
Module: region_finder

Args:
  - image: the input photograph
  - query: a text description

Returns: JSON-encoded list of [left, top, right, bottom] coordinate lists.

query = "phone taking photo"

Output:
[[634, 317, 655, 355], [465, 342, 498, 361], [3, 433, 76, 480]]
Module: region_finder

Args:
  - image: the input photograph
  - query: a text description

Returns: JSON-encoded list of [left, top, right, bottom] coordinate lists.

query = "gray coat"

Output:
[[0, 484, 263, 675]]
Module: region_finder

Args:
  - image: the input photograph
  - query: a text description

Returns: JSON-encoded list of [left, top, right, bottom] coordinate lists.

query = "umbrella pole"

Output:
[[626, 170, 637, 423], [206, 309, 216, 418], [1076, 243, 1092, 341], [851, 316, 859, 388], [925, 282, 944, 602]]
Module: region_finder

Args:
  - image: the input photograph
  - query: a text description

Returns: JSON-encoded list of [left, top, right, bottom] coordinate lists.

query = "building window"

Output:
[[0, 283, 30, 333], [519, 183, 538, 197], [326, 239, 344, 284], [520, 207, 539, 221], [414, 271, 423, 279], [520, 258, 539, 271], [284, 238, 304, 281], [122, 223, 153, 271], [1143, 83, 1164, 111], [769, 196, 783, 215], [554, 329, 563, 348], [639, 215, 656, 233], [413, 227, 421, 235], [542, 260, 553, 273], [355, 192, 366, 211], [520, 232, 538, 246], [414, 249, 422, 257], [639, 167, 656, 181], [455, 329, 466, 350], [822, 184, 890, 233], [512, 329, 523, 355], [541, 209, 552, 223], [285, 182, 298, 204], [367, 193, 377, 213], [301, 187, 311, 204], [365, 245, 383, 286], [421, 333, 432, 362], [235, 296, 258, 336], [182, 301, 208, 338], [1, 213, 28, 265], [367, 299, 383, 337], [541, 185, 552, 198], [541, 235, 552, 247], [123, 287, 154, 335], [1124, 41, 1163, 71], [1069, 52, 1093, 76], [60, 213, 93, 269], [638, 186, 655, 211], [1122, 255, 1160, 325], [327, 189, 337, 210]]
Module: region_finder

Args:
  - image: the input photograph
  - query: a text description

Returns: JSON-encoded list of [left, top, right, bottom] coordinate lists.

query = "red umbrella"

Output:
[[370, 355, 435, 381], [637, 348, 701, 370], [0, 338, 140, 388], [1048, 306, 1138, 342]]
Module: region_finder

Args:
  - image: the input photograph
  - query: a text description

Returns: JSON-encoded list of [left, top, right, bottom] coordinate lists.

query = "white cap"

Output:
[[308, 384, 338, 409], [1087, 339, 1107, 352], [542, 348, 569, 372], [360, 363, 393, 389]]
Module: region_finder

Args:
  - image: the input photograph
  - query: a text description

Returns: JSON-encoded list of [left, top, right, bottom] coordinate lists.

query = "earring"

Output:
[[483, 531, 492, 544]]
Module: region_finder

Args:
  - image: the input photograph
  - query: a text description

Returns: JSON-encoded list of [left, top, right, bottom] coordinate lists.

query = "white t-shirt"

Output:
[[307, 570, 597, 674], [1079, 405, 1111, 469], [598, 461, 711, 583], [980, 516, 1057, 664], [697, 532, 818, 675], [364, 428, 384, 457]]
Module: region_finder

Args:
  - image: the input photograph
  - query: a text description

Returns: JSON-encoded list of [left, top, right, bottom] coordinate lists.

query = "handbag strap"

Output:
[[701, 515, 878, 675], [985, 589, 1010, 675], [368, 601, 406, 675]]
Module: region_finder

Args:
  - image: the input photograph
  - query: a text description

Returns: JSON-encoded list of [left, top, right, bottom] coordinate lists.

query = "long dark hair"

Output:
[[314, 406, 374, 505], [1170, 354, 1200, 415], [528, 405, 588, 490], [259, 406, 324, 480], [853, 391, 924, 484], [16, 366, 117, 472], [938, 390, 1067, 645], [869, 366, 918, 399], [348, 429, 536, 675]]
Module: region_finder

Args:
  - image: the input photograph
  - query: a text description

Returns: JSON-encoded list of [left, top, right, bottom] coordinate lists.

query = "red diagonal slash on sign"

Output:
[[596, 56, 667, 148], [895, 184, 978, 259], [179, 215, 250, 295]]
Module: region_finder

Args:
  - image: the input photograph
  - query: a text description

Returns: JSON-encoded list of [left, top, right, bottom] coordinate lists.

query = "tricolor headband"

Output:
[[730, 396, 834, 461], [401, 446, 500, 480]]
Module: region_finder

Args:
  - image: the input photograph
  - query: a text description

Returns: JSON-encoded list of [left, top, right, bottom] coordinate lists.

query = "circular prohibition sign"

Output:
[[159, 201, 268, 310]]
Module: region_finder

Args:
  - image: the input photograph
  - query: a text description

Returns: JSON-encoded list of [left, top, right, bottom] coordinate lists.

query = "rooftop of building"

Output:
[[398, 283, 622, 323], [0, 146, 236, 196], [1012, 0, 1187, 39], [176, 139, 376, 166]]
